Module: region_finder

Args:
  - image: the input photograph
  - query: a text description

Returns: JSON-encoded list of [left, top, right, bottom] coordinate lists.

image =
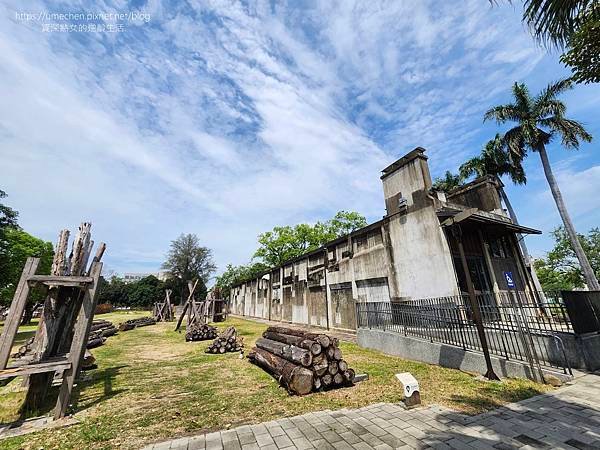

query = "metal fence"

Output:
[[356, 291, 573, 374]]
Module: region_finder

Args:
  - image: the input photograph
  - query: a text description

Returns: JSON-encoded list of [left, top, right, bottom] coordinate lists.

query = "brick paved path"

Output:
[[143, 374, 600, 450]]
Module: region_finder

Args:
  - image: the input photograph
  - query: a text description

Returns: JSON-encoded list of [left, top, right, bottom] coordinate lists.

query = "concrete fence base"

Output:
[[357, 328, 574, 382]]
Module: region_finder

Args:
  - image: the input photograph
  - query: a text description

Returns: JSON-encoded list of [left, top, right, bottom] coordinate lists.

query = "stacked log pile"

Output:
[[12, 319, 119, 358], [118, 317, 156, 331], [206, 326, 244, 353], [248, 326, 355, 395], [87, 319, 118, 348], [185, 323, 217, 342]]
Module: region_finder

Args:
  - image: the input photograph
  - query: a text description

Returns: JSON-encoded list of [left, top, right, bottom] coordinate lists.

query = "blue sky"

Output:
[[1, 0, 599, 278]]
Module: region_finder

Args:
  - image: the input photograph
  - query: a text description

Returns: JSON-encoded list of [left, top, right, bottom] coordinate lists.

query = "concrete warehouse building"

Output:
[[229, 148, 541, 332]]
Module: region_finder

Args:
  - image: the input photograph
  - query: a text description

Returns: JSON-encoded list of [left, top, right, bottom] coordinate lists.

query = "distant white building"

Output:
[[121, 271, 171, 283]]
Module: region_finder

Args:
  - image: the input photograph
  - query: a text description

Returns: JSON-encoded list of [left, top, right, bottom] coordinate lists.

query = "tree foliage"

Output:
[[161, 233, 217, 284], [459, 134, 527, 185], [560, 5, 600, 84], [253, 211, 367, 267], [96, 274, 207, 308], [520, 0, 595, 47], [534, 227, 599, 291], [432, 171, 463, 192], [0, 189, 19, 231], [0, 228, 54, 307], [214, 262, 270, 299], [485, 79, 597, 289], [484, 79, 592, 158]]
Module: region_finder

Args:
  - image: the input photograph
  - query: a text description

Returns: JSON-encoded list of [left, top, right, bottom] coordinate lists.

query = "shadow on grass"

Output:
[[448, 383, 546, 415], [69, 364, 129, 415]]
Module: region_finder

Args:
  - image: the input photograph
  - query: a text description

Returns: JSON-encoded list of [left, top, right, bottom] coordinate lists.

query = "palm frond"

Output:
[[542, 117, 593, 149], [523, 0, 595, 48], [459, 156, 485, 180], [503, 126, 528, 159], [534, 79, 572, 115], [512, 82, 533, 113], [483, 104, 521, 123]]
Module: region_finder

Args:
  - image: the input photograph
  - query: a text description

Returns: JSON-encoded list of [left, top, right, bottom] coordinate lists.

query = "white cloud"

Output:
[[2, 0, 592, 276]]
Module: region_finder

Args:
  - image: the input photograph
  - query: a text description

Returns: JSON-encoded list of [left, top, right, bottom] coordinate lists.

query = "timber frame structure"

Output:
[[175, 280, 227, 332], [0, 223, 105, 420], [153, 289, 174, 322]]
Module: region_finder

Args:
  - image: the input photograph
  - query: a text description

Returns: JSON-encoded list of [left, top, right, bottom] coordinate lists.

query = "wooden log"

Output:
[[338, 360, 348, 372], [332, 347, 343, 361], [321, 374, 332, 387], [248, 348, 313, 395], [255, 338, 312, 367], [87, 337, 105, 349], [262, 331, 322, 356], [328, 360, 338, 376], [311, 354, 328, 376], [343, 369, 355, 383], [326, 347, 335, 359], [313, 377, 322, 390], [265, 326, 330, 348], [333, 373, 344, 385]]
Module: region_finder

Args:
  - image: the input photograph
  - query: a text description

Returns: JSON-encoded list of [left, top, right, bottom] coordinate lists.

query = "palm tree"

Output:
[[459, 133, 526, 218], [432, 171, 463, 192], [459, 134, 546, 293], [485, 80, 598, 290], [492, 0, 595, 48], [522, 0, 596, 48]]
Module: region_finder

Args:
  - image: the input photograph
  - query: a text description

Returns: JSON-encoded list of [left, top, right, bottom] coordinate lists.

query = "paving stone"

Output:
[[143, 374, 600, 450], [273, 434, 294, 448], [255, 433, 274, 447]]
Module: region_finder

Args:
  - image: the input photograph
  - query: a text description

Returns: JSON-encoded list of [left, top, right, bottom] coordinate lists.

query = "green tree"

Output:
[[253, 211, 368, 267], [520, 0, 595, 47], [326, 211, 368, 238], [432, 171, 463, 192], [560, 5, 600, 84], [96, 276, 129, 306], [0, 189, 19, 230], [493, 1, 599, 83], [162, 234, 216, 283], [0, 228, 54, 323], [127, 275, 165, 308], [459, 134, 527, 246], [214, 262, 270, 299], [534, 227, 599, 290], [162, 233, 216, 303], [485, 79, 598, 289], [533, 258, 577, 291]]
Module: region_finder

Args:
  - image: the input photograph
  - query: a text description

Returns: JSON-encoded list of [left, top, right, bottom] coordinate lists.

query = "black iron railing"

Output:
[[356, 291, 573, 373]]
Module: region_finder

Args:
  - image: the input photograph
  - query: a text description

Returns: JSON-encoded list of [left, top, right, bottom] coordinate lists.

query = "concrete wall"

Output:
[[382, 152, 460, 299], [357, 328, 573, 382], [229, 148, 530, 332]]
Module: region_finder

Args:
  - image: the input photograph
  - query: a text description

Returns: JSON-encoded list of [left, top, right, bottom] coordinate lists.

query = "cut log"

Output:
[[328, 361, 338, 376], [311, 354, 328, 376], [344, 369, 355, 383], [255, 338, 312, 367], [333, 373, 344, 385], [248, 348, 313, 395], [265, 326, 330, 348], [119, 317, 156, 332], [333, 347, 343, 361], [321, 374, 332, 386], [262, 331, 322, 356], [338, 360, 348, 372]]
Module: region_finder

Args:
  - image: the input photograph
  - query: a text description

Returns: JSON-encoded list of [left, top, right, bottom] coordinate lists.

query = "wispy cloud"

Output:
[[1, 0, 597, 274]]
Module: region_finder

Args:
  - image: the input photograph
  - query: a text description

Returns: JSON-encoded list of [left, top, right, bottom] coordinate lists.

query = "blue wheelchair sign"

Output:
[[504, 271, 515, 289]]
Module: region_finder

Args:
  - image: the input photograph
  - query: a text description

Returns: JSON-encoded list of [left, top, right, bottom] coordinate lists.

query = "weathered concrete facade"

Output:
[[230, 148, 540, 332]]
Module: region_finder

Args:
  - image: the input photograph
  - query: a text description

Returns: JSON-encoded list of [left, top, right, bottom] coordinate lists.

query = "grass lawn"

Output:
[[0, 312, 551, 449]]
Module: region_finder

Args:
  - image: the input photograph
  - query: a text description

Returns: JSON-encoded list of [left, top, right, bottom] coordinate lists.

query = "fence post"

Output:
[[452, 225, 500, 381]]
